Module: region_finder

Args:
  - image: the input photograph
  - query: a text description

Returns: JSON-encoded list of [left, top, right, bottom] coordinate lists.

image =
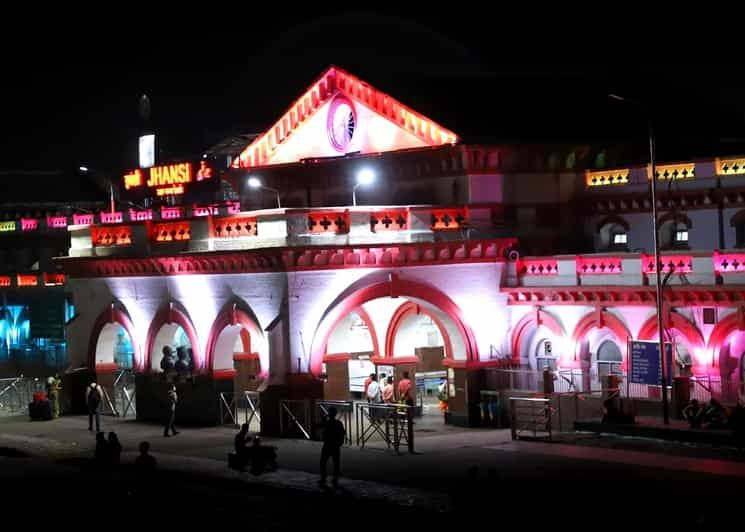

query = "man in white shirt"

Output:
[[366, 374, 381, 403]]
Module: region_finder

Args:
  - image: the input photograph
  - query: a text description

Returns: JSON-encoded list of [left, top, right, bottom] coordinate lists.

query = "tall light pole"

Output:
[[353, 168, 375, 206], [247, 177, 281, 208], [610, 94, 670, 424]]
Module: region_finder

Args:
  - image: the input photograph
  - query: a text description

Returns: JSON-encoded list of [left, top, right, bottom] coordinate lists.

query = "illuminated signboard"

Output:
[[0, 221, 17, 232], [139, 134, 155, 168], [124, 161, 213, 197]]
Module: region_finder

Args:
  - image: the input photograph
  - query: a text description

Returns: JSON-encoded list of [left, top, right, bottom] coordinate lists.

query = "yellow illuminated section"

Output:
[[0, 221, 16, 232], [647, 162, 695, 180], [586, 169, 629, 187], [716, 157, 745, 176]]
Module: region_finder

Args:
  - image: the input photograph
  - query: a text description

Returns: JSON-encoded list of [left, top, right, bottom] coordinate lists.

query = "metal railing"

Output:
[[315, 400, 353, 445], [509, 396, 553, 440], [0, 376, 45, 413], [355, 402, 414, 454], [279, 399, 312, 440], [219, 392, 237, 425]]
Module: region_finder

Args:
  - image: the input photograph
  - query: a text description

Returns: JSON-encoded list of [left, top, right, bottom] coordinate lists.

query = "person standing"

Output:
[[164, 385, 179, 437], [398, 371, 414, 406], [382, 377, 395, 404], [363, 373, 375, 402], [86, 382, 103, 432], [47, 374, 62, 418], [366, 374, 381, 403], [319, 406, 346, 489]]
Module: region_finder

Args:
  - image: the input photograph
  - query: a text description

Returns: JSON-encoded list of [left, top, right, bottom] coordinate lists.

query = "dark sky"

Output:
[[2, 9, 744, 177]]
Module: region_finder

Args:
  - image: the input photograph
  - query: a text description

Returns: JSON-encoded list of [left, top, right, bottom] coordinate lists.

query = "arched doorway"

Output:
[[149, 323, 193, 372], [321, 307, 378, 401], [572, 310, 631, 392], [144, 303, 201, 373], [205, 302, 268, 402], [385, 301, 456, 411]]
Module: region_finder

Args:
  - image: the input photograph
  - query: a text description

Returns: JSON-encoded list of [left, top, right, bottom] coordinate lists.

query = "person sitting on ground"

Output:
[[107, 432, 122, 466], [233, 424, 253, 471], [134, 441, 157, 472], [248, 436, 277, 475], [683, 399, 704, 429], [703, 398, 728, 429]]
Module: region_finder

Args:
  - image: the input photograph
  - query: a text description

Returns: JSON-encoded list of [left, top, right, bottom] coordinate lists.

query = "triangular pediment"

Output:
[[233, 66, 458, 168]]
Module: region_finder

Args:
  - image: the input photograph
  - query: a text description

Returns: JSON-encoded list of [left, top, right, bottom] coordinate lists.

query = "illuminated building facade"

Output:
[[55, 66, 745, 426]]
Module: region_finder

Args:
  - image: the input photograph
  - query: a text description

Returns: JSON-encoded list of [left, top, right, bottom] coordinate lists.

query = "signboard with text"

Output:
[[122, 160, 217, 201], [629, 340, 673, 386]]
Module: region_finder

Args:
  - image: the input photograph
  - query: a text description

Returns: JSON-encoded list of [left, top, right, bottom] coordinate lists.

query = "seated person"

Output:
[[249, 436, 278, 475], [683, 399, 704, 429], [703, 398, 728, 429], [233, 424, 252, 471]]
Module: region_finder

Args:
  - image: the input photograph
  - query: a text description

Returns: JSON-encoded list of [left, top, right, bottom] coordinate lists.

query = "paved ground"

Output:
[[2, 413, 745, 527]]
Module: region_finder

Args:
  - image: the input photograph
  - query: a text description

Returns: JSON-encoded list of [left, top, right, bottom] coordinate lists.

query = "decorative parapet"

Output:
[[585, 168, 629, 187], [152, 222, 191, 242], [100, 211, 124, 224], [21, 218, 38, 231], [716, 157, 745, 176], [430, 208, 467, 230], [576, 255, 623, 275], [73, 214, 94, 225], [648, 162, 695, 180], [211, 216, 258, 238], [640, 253, 693, 274], [713, 251, 745, 274], [518, 258, 559, 276], [307, 211, 350, 234], [91, 225, 132, 247], [370, 210, 408, 232]]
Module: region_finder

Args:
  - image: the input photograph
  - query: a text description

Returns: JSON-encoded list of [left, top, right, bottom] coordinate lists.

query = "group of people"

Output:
[[363, 371, 414, 406], [86, 381, 180, 438], [93, 431, 157, 472], [683, 398, 731, 429]]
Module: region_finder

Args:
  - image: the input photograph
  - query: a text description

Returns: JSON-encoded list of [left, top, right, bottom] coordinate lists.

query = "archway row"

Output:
[[88, 299, 267, 377]]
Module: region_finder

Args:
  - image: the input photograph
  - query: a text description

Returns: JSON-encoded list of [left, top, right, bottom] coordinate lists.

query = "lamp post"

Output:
[[247, 177, 281, 208], [609, 93, 670, 424], [353, 168, 375, 206]]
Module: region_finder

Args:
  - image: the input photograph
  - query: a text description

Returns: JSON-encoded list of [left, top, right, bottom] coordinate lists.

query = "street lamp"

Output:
[[353, 168, 375, 206], [609, 93, 670, 425], [247, 177, 281, 208]]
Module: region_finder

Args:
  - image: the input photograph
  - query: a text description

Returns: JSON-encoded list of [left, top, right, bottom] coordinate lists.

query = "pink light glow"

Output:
[[576, 256, 623, 275], [713, 251, 745, 273], [73, 213, 94, 225], [20, 218, 38, 232], [192, 205, 217, 217], [161, 206, 183, 220], [100, 211, 123, 224], [641, 253, 693, 274], [518, 259, 558, 275], [46, 216, 67, 228], [227, 202, 241, 215], [129, 209, 153, 221]]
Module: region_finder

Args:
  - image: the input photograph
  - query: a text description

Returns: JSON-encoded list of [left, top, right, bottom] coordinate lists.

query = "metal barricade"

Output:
[[279, 399, 312, 440], [241, 391, 261, 430], [315, 400, 353, 445], [218, 392, 237, 425], [509, 396, 553, 441], [120, 385, 136, 418], [354, 402, 414, 454], [0, 377, 25, 411]]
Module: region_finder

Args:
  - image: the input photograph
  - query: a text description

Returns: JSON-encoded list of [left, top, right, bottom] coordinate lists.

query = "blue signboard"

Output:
[[629, 340, 673, 386]]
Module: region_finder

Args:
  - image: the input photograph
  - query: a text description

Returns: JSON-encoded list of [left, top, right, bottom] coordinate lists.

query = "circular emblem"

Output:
[[327, 97, 356, 152]]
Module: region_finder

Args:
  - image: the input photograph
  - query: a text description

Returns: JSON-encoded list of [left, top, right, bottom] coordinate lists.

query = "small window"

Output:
[[675, 230, 689, 243], [613, 232, 627, 245]]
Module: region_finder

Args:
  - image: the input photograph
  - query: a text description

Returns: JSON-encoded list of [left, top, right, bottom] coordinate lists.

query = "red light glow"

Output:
[[17, 274, 38, 287]]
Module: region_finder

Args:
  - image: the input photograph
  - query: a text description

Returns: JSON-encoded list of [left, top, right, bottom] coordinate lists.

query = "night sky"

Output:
[[1, 10, 743, 178]]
